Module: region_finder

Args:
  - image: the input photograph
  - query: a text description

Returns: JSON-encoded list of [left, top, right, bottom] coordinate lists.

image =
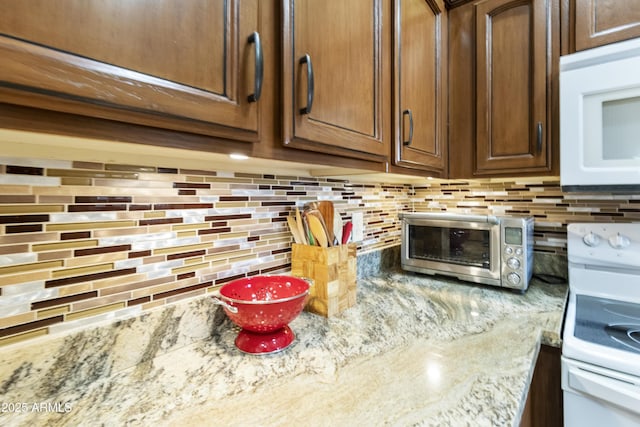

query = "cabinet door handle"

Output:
[[299, 54, 314, 115], [403, 109, 414, 146], [536, 122, 543, 154], [247, 32, 263, 103]]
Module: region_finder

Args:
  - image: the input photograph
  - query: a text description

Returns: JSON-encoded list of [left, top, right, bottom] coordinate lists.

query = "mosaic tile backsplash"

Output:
[[0, 157, 639, 347], [0, 157, 410, 346]]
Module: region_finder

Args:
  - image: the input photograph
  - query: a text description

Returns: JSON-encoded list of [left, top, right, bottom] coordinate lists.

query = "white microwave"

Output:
[[560, 37, 640, 191]]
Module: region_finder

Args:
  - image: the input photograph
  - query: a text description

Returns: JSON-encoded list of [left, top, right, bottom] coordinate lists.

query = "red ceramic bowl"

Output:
[[218, 275, 310, 333]]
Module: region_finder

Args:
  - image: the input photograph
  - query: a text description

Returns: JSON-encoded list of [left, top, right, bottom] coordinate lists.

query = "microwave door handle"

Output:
[[536, 122, 543, 154]]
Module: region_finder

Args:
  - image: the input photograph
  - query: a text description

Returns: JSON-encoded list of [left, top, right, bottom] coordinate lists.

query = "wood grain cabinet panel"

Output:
[[282, 0, 390, 162], [474, 0, 551, 175], [574, 0, 640, 51], [392, 0, 447, 175], [520, 345, 563, 427], [0, 0, 264, 142]]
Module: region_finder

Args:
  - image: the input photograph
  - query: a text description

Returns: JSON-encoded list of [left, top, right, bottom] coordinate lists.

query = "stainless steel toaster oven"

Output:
[[400, 212, 534, 291]]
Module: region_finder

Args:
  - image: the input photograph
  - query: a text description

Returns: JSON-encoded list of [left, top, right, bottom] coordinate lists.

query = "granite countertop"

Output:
[[0, 272, 567, 427]]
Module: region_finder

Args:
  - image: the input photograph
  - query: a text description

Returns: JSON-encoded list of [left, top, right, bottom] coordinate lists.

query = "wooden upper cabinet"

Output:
[[474, 0, 551, 175], [392, 0, 447, 175], [0, 0, 264, 141], [282, 0, 390, 162], [574, 0, 640, 51]]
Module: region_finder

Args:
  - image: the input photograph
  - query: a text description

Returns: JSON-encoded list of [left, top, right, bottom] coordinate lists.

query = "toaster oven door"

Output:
[[401, 218, 501, 285]]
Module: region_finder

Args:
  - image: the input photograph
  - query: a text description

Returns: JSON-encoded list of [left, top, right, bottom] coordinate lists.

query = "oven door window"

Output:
[[408, 225, 491, 269]]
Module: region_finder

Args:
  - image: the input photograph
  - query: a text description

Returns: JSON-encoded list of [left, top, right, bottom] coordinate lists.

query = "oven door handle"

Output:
[[568, 364, 640, 416]]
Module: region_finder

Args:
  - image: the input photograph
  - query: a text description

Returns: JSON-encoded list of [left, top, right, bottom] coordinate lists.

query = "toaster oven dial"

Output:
[[507, 272, 521, 285], [504, 247, 513, 255], [507, 257, 521, 270]]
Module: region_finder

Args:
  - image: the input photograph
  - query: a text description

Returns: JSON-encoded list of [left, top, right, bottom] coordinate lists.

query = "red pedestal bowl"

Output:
[[213, 275, 311, 354]]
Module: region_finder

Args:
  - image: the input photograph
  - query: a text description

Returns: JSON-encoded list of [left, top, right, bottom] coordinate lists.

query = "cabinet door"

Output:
[[282, 0, 389, 162], [475, 0, 550, 174], [393, 0, 447, 174], [574, 0, 640, 51], [0, 0, 262, 141]]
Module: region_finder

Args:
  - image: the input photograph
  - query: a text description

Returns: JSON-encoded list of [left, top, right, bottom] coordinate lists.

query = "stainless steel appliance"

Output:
[[399, 212, 534, 291], [562, 222, 640, 426], [561, 37, 640, 191]]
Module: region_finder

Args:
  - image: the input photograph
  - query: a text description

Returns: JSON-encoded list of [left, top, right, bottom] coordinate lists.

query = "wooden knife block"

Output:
[[291, 243, 357, 317]]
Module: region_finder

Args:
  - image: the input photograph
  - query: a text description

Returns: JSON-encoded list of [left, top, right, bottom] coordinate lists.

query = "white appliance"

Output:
[[560, 37, 640, 191], [562, 222, 640, 427]]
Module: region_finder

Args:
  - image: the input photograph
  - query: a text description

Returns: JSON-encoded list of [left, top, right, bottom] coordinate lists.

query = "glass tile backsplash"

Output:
[[1, 157, 639, 347]]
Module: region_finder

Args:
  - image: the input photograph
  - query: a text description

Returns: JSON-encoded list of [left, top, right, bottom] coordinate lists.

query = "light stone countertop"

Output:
[[0, 272, 567, 427]]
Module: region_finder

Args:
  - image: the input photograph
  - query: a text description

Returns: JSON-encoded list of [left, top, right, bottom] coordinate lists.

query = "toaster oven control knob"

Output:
[[504, 247, 513, 255], [608, 233, 630, 250], [507, 257, 521, 270], [582, 231, 601, 247], [507, 272, 521, 285]]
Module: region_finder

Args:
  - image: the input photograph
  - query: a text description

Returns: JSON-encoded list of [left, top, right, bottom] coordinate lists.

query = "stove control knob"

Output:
[[582, 232, 600, 247], [608, 233, 631, 250], [507, 272, 521, 285]]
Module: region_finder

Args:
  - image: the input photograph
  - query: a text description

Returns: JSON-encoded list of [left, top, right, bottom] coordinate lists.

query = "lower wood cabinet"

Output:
[[520, 345, 563, 427]]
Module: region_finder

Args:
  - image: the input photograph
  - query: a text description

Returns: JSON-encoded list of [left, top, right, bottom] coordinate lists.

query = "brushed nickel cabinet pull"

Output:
[[403, 109, 414, 146], [247, 32, 263, 102], [300, 54, 314, 114], [536, 122, 543, 153]]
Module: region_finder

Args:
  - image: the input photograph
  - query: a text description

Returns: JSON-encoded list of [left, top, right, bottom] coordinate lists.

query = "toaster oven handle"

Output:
[[399, 212, 499, 224]]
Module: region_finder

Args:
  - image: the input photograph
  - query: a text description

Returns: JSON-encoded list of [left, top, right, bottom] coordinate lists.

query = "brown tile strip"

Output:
[[6, 165, 44, 176], [74, 245, 132, 257], [167, 250, 206, 260], [205, 214, 252, 221], [32, 291, 99, 310], [0, 214, 49, 224], [6, 224, 43, 233], [173, 182, 211, 189], [127, 296, 151, 306], [219, 196, 249, 202], [0, 315, 63, 338], [68, 204, 128, 212], [139, 218, 183, 226], [129, 250, 152, 259], [152, 281, 212, 300], [61, 231, 92, 240], [75, 196, 133, 203], [44, 268, 137, 288], [158, 168, 178, 174], [153, 203, 213, 210]]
